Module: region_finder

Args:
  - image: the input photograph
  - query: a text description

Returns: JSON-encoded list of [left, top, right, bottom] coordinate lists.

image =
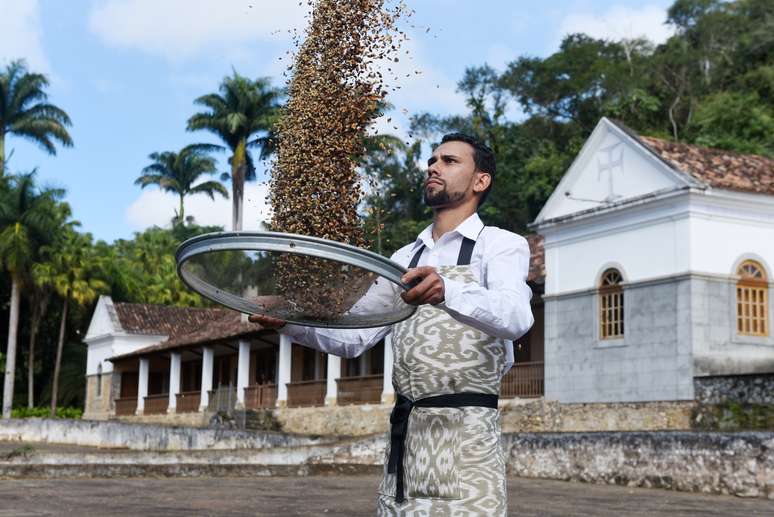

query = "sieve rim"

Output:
[[175, 231, 417, 328]]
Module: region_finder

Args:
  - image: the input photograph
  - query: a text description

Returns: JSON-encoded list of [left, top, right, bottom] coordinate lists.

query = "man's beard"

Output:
[[424, 185, 465, 207]]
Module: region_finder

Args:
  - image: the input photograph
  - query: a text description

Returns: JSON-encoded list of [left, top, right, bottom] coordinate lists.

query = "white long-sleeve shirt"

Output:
[[281, 212, 535, 370]]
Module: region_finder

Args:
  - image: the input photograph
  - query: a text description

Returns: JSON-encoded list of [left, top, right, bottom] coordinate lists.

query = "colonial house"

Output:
[[534, 117, 774, 403], [83, 116, 773, 421], [83, 244, 545, 420]]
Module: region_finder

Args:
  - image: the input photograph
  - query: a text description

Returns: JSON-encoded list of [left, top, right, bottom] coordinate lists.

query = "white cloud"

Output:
[[365, 35, 467, 141], [89, 0, 308, 61], [383, 37, 466, 115], [557, 5, 674, 46], [126, 182, 271, 231], [0, 0, 51, 73]]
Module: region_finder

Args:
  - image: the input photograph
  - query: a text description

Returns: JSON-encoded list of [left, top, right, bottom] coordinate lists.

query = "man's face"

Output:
[[424, 141, 488, 208]]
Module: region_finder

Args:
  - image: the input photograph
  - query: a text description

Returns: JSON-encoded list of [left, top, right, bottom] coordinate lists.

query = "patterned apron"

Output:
[[377, 235, 508, 516]]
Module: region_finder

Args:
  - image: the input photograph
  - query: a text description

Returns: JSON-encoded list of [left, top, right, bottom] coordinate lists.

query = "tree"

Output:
[[360, 137, 430, 256], [25, 200, 75, 408], [187, 71, 282, 230], [500, 34, 652, 132], [135, 145, 228, 224], [101, 225, 215, 307], [33, 230, 108, 417], [0, 60, 73, 176], [0, 172, 62, 417], [690, 91, 774, 155]]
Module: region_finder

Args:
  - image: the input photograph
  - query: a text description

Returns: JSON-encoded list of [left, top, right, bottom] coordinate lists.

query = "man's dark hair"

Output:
[[440, 132, 495, 206]]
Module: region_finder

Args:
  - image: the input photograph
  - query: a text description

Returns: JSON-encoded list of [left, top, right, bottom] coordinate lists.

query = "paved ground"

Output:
[[0, 475, 771, 516]]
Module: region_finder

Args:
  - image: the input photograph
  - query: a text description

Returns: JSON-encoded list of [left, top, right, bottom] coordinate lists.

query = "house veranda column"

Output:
[[276, 334, 292, 407], [199, 346, 214, 411], [236, 339, 250, 409], [136, 357, 149, 415], [168, 352, 181, 413], [325, 353, 341, 406], [381, 334, 395, 405]]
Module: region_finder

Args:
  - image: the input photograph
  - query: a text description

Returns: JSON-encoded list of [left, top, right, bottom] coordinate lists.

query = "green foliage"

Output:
[[38, 342, 86, 409], [690, 91, 774, 155], [0, 172, 64, 278], [34, 230, 108, 306], [99, 224, 218, 306], [0, 60, 73, 174], [361, 138, 430, 256], [11, 406, 82, 419]]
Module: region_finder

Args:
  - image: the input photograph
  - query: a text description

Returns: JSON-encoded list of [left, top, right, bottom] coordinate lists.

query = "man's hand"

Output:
[[248, 313, 286, 329], [400, 266, 445, 306]]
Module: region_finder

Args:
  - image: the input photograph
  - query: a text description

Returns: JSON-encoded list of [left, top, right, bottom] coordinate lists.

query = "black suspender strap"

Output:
[[456, 237, 476, 266], [407, 232, 480, 270], [388, 392, 499, 503], [408, 245, 425, 269]]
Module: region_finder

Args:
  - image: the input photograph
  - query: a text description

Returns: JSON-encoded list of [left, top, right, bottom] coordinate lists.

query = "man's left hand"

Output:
[[400, 266, 445, 306]]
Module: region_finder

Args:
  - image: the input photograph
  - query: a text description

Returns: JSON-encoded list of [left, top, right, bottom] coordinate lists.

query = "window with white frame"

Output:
[[736, 260, 768, 336], [599, 268, 624, 339]]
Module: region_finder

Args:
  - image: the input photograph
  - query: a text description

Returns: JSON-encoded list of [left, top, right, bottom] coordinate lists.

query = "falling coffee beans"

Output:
[[268, 0, 408, 321]]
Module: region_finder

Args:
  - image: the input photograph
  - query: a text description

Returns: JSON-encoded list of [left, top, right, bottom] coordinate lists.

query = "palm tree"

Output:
[[26, 201, 76, 408], [0, 60, 73, 176], [135, 145, 228, 224], [187, 71, 282, 230], [34, 230, 108, 417], [0, 172, 63, 417]]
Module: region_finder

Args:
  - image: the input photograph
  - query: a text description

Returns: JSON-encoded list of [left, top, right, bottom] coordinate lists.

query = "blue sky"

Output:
[[1, 0, 673, 243]]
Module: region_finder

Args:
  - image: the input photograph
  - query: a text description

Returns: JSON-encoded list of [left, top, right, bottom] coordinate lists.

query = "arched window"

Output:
[[96, 363, 103, 398], [737, 260, 768, 336], [599, 268, 624, 339]]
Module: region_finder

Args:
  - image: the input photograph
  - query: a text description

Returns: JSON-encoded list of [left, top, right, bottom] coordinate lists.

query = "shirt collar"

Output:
[[412, 212, 484, 251]]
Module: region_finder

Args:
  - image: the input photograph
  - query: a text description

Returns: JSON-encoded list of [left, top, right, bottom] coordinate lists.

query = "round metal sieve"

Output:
[[176, 231, 417, 328]]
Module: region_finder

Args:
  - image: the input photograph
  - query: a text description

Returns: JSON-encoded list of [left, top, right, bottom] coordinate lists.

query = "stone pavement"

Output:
[[0, 475, 772, 516]]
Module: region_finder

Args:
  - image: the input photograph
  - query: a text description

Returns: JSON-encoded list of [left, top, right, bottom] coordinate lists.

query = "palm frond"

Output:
[[189, 181, 229, 200]]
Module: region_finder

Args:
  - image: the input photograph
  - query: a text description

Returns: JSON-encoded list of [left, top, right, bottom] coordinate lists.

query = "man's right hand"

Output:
[[248, 313, 287, 329]]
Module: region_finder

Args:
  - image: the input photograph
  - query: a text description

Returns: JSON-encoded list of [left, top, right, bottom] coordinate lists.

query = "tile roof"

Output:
[[526, 234, 545, 284], [638, 136, 774, 196], [113, 302, 227, 338], [109, 310, 266, 362]]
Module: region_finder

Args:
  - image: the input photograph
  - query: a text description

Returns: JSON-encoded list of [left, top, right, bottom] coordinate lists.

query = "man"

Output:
[[250, 133, 534, 515]]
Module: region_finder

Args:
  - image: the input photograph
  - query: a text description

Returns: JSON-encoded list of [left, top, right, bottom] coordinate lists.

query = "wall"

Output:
[[2, 419, 771, 499], [0, 418, 324, 450], [82, 374, 115, 420], [690, 275, 774, 376], [695, 374, 774, 405], [261, 399, 696, 436], [544, 277, 694, 403], [503, 431, 773, 499], [542, 201, 690, 295], [275, 403, 391, 436], [538, 118, 685, 228], [499, 399, 694, 432]]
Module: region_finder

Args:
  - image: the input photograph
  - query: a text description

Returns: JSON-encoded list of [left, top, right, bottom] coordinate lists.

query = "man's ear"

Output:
[[473, 171, 492, 194]]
